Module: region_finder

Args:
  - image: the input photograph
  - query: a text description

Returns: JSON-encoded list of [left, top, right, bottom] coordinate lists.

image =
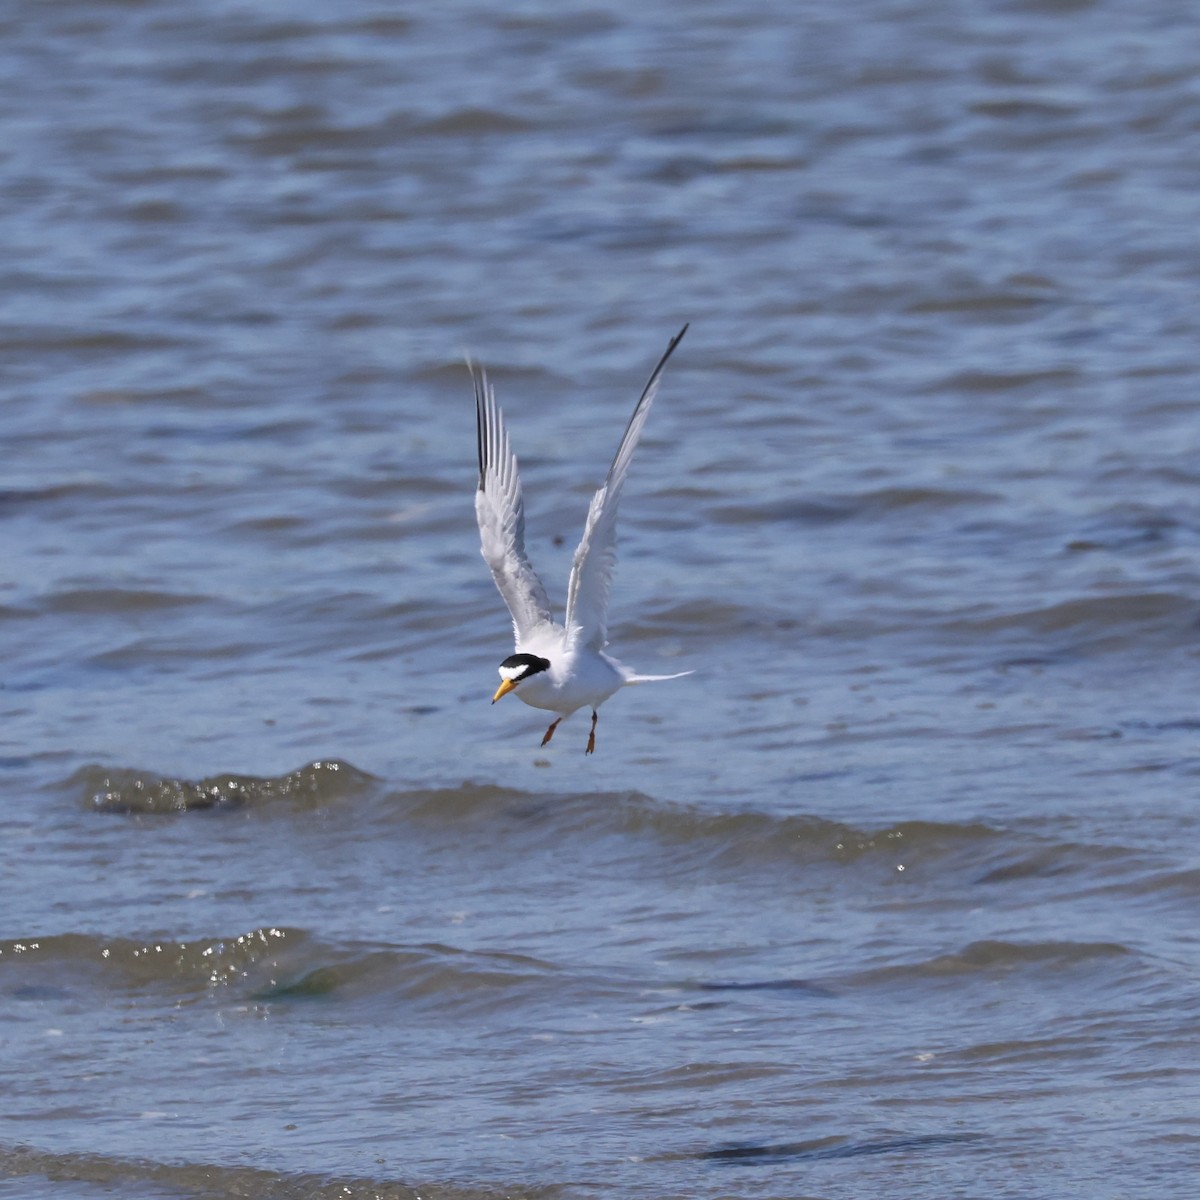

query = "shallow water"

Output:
[[4, 0, 1200, 1197]]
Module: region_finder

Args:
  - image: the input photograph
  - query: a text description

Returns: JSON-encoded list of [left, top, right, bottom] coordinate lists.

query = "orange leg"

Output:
[[541, 717, 562, 747], [585, 709, 599, 755]]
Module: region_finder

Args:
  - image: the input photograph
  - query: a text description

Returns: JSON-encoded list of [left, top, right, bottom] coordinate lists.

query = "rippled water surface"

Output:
[[5, 1, 1200, 1197]]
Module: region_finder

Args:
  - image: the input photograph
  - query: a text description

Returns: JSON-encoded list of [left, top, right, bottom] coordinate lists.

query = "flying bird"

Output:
[[471, 326, 691, 754]]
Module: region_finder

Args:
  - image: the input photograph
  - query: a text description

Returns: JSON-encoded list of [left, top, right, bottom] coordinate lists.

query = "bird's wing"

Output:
[[473, 364, 555, 643], [564, 325, 688, 651]]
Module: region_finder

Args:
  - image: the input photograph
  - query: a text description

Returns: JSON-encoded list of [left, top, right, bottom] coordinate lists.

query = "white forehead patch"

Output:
[[499, 664, 524, 681]]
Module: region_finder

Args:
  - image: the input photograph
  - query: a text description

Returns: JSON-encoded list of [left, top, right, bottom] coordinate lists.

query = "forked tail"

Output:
[[621, 670, 694, 685]]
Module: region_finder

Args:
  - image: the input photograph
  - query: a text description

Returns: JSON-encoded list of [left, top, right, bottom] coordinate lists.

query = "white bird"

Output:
[[471, 326, 692, 754]]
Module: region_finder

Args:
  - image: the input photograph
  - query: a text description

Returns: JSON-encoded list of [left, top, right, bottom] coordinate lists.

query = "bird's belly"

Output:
[[514, 654, 623, 715], [512, 677, 568, 713]]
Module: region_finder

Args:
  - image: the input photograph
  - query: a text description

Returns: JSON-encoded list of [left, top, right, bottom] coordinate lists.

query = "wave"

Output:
[[1074, 864, 1200, 904], [73, 759, 377, 814], [932, 367, 1078, 392], [695, 1130, 984, 1165], [65, 760, 1079, 887], [0, 924, 831, 1022], [0, 922, 1153, 1035], [373, 783, 1005, 877], [39, 586, 211, 615], [0, 1141, 554, 1200], [0, 480, 123, 510], [942, 591, 1200, 638], [69, 757, 996, 856], [62, 763, 1174, 908], [709, 485, 998, 527], [0, 926, 563, 1016], [848, 938, 1134, 991]]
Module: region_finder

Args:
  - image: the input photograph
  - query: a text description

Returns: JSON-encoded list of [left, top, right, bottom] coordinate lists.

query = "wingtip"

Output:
[[658, 323, 689, 368], [471, 356, 488, 489]]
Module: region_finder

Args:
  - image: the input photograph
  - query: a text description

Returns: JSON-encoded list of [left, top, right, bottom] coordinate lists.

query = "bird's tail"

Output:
[[621, 670, 694, 685]]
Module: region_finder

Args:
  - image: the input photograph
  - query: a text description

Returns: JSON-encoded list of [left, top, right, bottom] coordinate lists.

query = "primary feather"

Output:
[[472, 365, 555, 643], [564, 324, 688, 650]]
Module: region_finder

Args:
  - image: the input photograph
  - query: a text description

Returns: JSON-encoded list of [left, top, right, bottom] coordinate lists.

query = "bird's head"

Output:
[[492, 653, 551, 703]]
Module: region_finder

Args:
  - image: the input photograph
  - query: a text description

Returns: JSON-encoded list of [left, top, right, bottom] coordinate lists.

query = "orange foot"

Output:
[[585, 709, 598, 755], [541, 717, 562, 747]]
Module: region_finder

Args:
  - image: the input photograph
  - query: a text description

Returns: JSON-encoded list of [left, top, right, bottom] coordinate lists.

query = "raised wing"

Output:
[[473, 364, 555, 644], [564, 325, 688, 651]]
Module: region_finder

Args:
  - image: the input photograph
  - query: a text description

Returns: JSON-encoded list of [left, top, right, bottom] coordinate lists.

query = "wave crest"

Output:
[[71, 759, 377, 814]]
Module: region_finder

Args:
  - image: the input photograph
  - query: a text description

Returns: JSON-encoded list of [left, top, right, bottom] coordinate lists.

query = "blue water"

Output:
[[4, 1, 1200, 1197]]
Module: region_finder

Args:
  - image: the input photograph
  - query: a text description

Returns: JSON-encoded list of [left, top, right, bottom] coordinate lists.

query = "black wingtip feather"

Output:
[[472, 363, 487, 491], [648, 323, 688, 389], [471, 327, 687, 495], [624, 323, 688, 428]]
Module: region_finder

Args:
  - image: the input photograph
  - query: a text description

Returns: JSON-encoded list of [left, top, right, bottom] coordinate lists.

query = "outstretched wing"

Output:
[[472, 364, 555, 644], [564, 325, 688, 651]]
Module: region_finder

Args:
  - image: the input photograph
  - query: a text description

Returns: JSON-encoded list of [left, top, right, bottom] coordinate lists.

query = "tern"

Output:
[[471, 325, 692, 754]]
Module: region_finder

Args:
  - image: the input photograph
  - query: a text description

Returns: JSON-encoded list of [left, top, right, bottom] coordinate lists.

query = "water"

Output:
[[4, 0, 1200, 1196]]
